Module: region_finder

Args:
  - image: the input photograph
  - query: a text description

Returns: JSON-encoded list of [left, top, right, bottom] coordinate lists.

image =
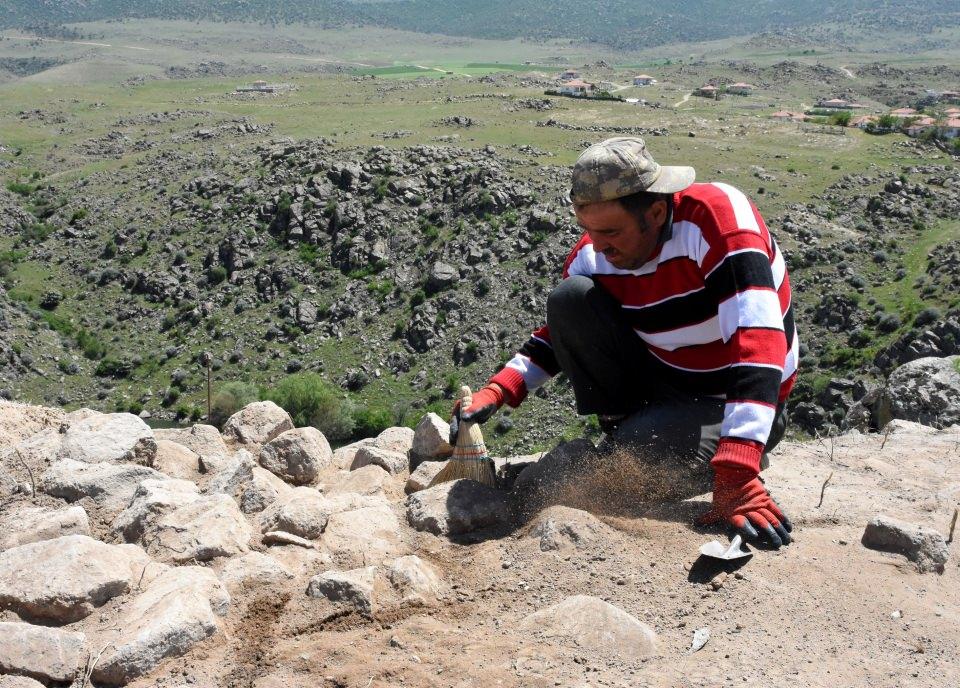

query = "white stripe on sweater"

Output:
[[718, 288, 785, 341], [722, 400, 776, 444], [505, 354, 552, 391], [711, 182, 760, 232]]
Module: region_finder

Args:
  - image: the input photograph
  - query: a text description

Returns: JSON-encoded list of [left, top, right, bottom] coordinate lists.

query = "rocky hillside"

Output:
[[0, 376, 958, 686]]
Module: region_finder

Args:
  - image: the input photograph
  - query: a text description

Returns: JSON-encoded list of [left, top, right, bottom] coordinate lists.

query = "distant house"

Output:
[[727, 82, 755, 95], [559, 69, 580, 80], [905, 117, 936, 137], [633, 74, 657, 86], [558, 79, 596, 96], [850, 115, 878, 129], [598, 80, 616, 92], [771, 110, 806, 122], [941, 118, 960, 139], [890, 107, 918, 117], [944, 107, 960, 117], [695, 84, 718, 98], [817, 98, 852, 109], [236, 80, 287, 93], [940, 90, 960, 104]]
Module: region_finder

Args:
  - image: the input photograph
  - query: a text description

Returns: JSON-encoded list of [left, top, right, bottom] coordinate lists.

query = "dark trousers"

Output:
[[546, 275, 786, 485]]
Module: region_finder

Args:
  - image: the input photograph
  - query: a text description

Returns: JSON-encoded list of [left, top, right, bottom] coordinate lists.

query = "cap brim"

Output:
[[646, 165, 696, 193]]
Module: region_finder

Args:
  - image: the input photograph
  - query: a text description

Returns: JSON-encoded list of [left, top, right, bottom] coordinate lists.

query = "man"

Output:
[[456, 137, 798, 548]]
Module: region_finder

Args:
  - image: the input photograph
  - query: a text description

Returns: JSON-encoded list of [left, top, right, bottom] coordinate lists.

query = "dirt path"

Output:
[[415, 64, 471, 77], [3, 33, 153, 52], [840, 65, 857, 79], [674, 91, 692, 107]]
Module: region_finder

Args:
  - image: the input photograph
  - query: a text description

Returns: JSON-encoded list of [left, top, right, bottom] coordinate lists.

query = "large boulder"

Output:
[[322, 502, 405, 568], [259, 426, 332, 485], [520, 595, 657, 660], [884, 355, 960, 428], [0, 622, 86, 683], [91, 567, 230, 686], [331, 437, 376, 470], [411, 412, 453, 462], [405, 460, 447, 494], [216, 552, 294, 593], [58, 412, 157, 465], [306, 566, 378, 615], [259, 486, 331, 539], [202, 449, 255, 498], [114, 479, 251, 563], [372, 426, 414, 454], [222, 401, 294, 446], [152, 439, 200, 479], [862, 515, 950, 574], [42, 458, 164, 513], [154, 424, 229, 458], [351, 445, 408, 475], [240, 466, 293, 513], [385, 555, 448, 607], [0, 505, 90, 551], [0, 535, 151, 623], [328, 464, 394, 497], [405, 480, 511, 536]]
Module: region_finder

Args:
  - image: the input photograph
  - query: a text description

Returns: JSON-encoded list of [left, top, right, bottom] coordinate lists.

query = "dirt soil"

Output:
[[108, 421, 960, 688]]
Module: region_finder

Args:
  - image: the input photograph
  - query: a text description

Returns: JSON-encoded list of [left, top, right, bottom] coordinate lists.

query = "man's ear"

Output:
[[643, 199, 669, 231]]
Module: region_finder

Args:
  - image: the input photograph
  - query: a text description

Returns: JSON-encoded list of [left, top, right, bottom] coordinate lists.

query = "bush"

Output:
[[352, 405, 393, 439], [265, 372, 355, 440], [95, 356, 133, 378], [210, 381, 260, 428], [208, 265, 228, 284]]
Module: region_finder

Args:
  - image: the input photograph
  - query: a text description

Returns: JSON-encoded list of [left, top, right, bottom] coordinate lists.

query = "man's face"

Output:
[[574, 199, 665, 270]]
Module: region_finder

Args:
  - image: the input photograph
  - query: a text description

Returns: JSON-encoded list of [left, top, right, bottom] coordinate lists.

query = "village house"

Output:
[[817, 98, 852, 109], [695, 84, 718, 98], [890, 107, 918, 118], [558, 79, 595, 96], [727, 82, 755, 95], [771, 110, 807, 122], [633, 74, 656, 86], [850, 114, 879, 129], [598, 80, 616, 93], [905, 116, 937, 138], [941, 118, 960, 139], [559, 69, 580, 81], [944, 107, 960, 117], [940, 90, 960, 104], [235, 80, 286, 93]]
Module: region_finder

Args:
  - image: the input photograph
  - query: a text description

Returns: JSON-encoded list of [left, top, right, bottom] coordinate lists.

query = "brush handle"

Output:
[[459, 385, 473, 410]]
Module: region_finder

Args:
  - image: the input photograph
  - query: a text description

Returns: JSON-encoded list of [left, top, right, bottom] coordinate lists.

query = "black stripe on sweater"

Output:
[[519, 337, 561, 375], [705, 250, 775, 302]]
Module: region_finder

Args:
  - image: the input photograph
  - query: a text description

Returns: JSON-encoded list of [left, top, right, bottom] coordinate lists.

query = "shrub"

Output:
[[6, 181, 35, 196], [210, 381, 260, 428], [265, 372, 355, 440], [95, 356, 133, 378], [914, 307, 941, 327], [208, 265, 227, 284], [102, 239, 117, 259], [352, 405, 393, 439]]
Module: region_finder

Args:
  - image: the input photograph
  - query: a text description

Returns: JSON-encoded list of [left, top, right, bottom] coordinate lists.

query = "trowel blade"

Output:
[[699, 534, 752, 560]]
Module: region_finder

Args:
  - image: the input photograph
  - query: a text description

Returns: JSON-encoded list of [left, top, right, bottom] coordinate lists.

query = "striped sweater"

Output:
[[490, 182, 798, 475]]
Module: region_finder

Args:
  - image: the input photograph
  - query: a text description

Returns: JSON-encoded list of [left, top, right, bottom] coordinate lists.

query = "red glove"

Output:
[[697, 445, 793, 548], [449, 384, 506, 443]]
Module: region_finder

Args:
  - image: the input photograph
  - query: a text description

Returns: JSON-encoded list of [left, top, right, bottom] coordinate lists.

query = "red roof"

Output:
[[561, 79, 594, 88], [729, 82, 754, 88], [945, 118, 960, 128]]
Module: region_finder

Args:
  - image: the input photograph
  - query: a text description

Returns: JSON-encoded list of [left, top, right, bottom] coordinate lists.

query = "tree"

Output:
[[830, 111, 852, 126], [265, 373, 355, 440]]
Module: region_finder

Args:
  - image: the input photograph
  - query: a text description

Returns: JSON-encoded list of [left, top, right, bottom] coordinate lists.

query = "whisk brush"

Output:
[[429, 386, 498, 488]]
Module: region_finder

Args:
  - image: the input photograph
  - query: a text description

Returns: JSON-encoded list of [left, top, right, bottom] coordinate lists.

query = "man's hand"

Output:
[[449, 383, 506, 444], [697, 466, 793, 548]]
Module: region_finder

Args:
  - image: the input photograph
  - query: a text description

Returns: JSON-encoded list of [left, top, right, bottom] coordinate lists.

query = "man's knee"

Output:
[[546, 275, 595, 331]]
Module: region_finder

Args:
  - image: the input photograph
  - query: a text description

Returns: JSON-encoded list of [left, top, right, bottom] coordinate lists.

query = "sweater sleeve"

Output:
[[702, 229, 788, 474]]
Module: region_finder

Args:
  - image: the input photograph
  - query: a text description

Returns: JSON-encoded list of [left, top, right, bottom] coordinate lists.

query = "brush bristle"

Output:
[[428, 386, 498, 488]]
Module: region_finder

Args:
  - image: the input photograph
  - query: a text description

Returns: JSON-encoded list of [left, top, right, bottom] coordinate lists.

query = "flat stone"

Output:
[[152, 439, 200, 479], [862, 515, 950, 573], [91, 566, 230, 686], [405, 460, 447, 494], [328, 464, 392, 496], [405, 480, 511, 536], [217, 552, 294, 592], [331, 437, 375, 471], [58, 412, 157, 465], [259, 486, 330, 539], [263, 530, 316, 548], [306, 566, 378, 614], [154, 424, 229, 458], [0, 676, 46, 688], [0, 535, 150, 623], [411, 413, 453, 461], [322, 503, 405, 568], [386, 555, 447, 607], [222, 401, 294, 446], [259, 426, 332, 485], [351, 445, 408, 475], [520, 595, 657, 660], [0, 505, 90, 551], [114, 479, 251, 563], [42, 458, 164, 513], [0, 622, 86, 683], [372, 426, 414, 454]]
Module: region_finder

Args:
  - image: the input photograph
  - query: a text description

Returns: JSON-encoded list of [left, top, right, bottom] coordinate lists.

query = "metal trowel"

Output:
[[699, 534, 752, 561]]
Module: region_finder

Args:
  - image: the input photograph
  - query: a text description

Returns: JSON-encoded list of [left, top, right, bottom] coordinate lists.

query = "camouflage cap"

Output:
[[570, 136, 695, 205]]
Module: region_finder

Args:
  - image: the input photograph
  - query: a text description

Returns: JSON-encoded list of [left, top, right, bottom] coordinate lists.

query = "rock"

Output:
[[0, 505, 90, 550], [406, 479, 511, 536], [0, 622, 86, 683], [322, 503, 405, 568], [512, 438, 595, 495], [203, 449, 255, 498], [529, 506, 602, 552], [520, 595, 657, 660], [152, 439, 200, 479], [331, 437, 376, 470], [217, 552, 294, 592], [259, 426, 332, 485], [263, 530, 316, 548], [329, 464, 392, 496], [884, 356, 960, 428], [114, 479, 251, 563], [241, 466, 293, 513], [222, 401, 294, 446], [351, 445, 408, 475], [426, 261, 458, 293], [386, 555, 447, 607], [411, 413, 453, 461], [373, 426, 415, 454], [42, 459, 164, 513], [0, 676, 46, 688], [861, 515, 949, 573], [58, 412, 157, 465], [306, 566, 378, 614], [259, 486, 330, 539], [92, 566, 230, 686], [405, 460, 447, 494], [154, 424, 229, 458], [690, 627, 711, 653], [0, 535, 151, 623]]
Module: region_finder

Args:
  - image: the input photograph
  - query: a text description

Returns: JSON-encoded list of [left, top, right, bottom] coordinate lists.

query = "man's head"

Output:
[[570, 137, 695, 269]]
